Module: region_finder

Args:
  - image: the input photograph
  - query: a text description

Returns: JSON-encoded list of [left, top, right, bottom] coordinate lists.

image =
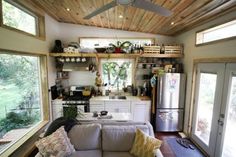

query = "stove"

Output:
[[63, 96, 90, 105], [62, 86, 92, 114]]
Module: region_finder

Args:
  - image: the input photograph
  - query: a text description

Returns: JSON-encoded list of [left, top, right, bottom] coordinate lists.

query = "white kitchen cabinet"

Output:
[[104, 101, 131, 113], [89, 100, 105, 112], [52, 99, 63, 120], [132, 100, 151, 122], [89, 97, 150, 122]]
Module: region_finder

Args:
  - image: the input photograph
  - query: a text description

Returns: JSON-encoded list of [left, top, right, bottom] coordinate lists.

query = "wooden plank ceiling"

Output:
[[26, 0, 236, 36]]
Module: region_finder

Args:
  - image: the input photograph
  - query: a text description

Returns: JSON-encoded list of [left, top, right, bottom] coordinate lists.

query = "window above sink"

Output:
[[101, 59, 134, 91]]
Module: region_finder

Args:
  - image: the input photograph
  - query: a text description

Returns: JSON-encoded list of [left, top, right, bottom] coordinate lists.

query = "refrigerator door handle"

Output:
[[159, 77, 163, 105], [159, 111, 169, 113]]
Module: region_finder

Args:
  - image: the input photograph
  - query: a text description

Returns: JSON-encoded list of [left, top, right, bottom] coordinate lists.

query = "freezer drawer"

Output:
[[156, 109, 184, 132]]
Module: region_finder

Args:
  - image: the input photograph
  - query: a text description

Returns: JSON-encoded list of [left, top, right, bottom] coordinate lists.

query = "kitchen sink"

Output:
[[109, 95, 127, 100]]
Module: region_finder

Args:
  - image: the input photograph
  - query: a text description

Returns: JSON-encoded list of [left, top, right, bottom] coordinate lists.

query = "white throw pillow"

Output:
[[35, 126, 75, 157]]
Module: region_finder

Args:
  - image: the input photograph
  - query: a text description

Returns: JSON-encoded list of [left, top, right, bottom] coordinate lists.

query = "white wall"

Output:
[[59, 23, 175, 44], [57, 23, 175, 85], [45, 15, 60, 88], [69, 71, 97, 86], [176, 10, 236, 133], [0, 14, 58, 54]]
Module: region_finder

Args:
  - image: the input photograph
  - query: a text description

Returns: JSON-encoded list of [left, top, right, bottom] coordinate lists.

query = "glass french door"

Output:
[[191, 63, 225, 156], [192, 63, 236, 157], [215, 63, 236, 157]]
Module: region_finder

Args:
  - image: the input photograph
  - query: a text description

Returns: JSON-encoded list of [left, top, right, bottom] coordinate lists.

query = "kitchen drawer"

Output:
[[90, 100, 104, 105], [105, 106, 130, 113], [105, 101, 131, 113]]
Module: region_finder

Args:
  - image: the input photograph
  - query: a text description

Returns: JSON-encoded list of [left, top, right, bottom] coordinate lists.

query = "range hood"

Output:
[[62, 58, 93, 71]]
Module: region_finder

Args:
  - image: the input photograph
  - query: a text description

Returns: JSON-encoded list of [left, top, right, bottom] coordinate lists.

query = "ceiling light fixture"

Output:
[[119, 15, 123, 18], [171, 22, 175, 25], [66, 8, 70, 11]]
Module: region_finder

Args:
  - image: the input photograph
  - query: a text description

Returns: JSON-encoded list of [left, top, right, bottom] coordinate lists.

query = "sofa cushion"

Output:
[[70, 150, 102, 157], [102, 125, 136, 151], [130, 129, 162, 157], [68, 124, 101, 150], [103, 152, 133, 157]]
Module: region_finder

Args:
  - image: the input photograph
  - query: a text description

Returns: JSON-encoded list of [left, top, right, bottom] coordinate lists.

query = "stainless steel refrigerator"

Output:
[[155, 73, 186, 132]]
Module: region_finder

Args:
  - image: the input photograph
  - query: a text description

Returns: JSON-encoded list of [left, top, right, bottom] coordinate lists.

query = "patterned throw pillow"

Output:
[[35, 126, 75, 157], [130, 129, 162, 157]]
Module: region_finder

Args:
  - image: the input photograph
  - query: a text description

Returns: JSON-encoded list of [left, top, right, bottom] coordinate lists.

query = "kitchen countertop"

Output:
[[52, 96, 151, 102], [138, 96, 151, 101], [90, 95, 150, 101], [77, 112, 132, 122]]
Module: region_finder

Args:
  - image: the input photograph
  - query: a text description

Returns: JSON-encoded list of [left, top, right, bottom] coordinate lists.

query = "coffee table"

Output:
[[77, 112, 132, 123]]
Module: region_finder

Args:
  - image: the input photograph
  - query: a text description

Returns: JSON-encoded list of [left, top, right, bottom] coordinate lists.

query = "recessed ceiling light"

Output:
[[171, 22, 175, 25], [119, 15, 123, 18], [66, 8, 70, 11]]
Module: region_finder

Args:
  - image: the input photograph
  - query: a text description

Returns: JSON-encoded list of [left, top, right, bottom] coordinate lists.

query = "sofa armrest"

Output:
[[154, 149, 163, 157]]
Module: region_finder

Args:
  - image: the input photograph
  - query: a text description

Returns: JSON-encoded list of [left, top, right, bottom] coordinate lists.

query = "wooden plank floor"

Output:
[[155, 132, 180, 157]]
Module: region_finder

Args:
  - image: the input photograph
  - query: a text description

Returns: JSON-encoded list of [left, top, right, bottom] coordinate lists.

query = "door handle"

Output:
[[220, 114, 225, 118], [218, 120, 224, 126]]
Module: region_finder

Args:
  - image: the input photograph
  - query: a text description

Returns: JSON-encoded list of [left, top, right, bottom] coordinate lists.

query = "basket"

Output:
[[164, 45, 183, 54], [143, 46, 160, 54]]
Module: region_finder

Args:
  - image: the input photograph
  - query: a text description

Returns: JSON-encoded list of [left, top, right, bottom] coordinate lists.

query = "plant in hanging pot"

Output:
[[109, 41, 132, 53]]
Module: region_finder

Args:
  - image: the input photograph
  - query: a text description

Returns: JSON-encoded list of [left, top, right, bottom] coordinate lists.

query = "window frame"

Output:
[[79, 37, 155, 48], [195, 18, 236, 46], [99, 58, 135, 91], [0, 0, 45, 40], [0, 49, 49, 156]]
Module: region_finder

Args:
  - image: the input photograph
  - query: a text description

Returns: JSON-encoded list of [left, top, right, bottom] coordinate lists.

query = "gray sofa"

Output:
[[68, 122, 163, 157]]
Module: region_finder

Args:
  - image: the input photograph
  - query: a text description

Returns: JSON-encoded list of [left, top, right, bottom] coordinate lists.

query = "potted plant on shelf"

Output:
[[109, 41, 132, 53]]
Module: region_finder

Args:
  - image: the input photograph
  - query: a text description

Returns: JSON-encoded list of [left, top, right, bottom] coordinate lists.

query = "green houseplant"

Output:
[[109, 41, 132, 53]]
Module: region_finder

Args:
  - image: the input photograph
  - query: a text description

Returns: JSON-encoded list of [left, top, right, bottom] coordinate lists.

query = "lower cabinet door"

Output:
[[133, 104, 146, 122], [52, 105, 63, 120]]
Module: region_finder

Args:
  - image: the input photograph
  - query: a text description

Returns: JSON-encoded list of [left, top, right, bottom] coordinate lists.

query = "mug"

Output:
[[82, 57, 86, 62], [76, 57, 80, 62]]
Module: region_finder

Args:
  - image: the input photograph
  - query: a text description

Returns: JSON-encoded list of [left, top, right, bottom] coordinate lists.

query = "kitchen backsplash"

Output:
[[69, 71, 96, 86]]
